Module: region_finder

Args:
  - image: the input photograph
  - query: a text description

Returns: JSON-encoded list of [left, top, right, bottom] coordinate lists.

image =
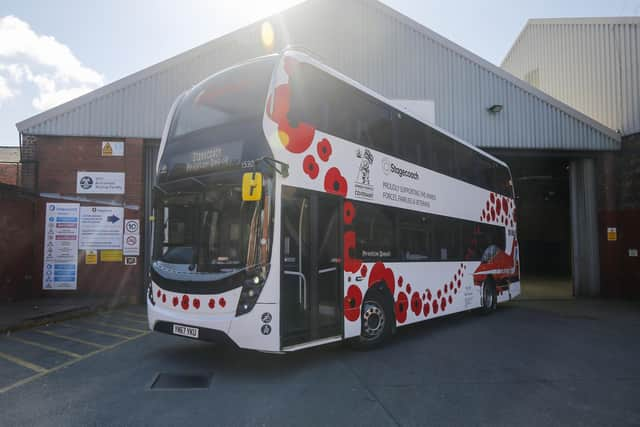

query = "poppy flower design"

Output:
[[181, 295, 189, 310], [432, 299, 439, 314], [162, 294, 166, 303], [172, 296, 179, 307], [193, 298, 200, 309], [395, 292, 409, 323], [219, 297, 226, 308], [344, 231, 362, 273], [423, 300, 431, 317], [324, 167, 348, 197], [317, 138, 332, 162], [410, 292, 422, 316], [440, 298, 447, 311], [208, 298, 215, 309], [269, 85, 316, 153], [344, 201, 355, 225], [360, 264, 368, 277], [343, 285, 363, 321], [303, 155, 319, 179], [368, 261, 396, 296]]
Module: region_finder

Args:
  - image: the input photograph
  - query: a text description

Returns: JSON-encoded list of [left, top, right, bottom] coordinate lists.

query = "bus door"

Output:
[[281, 186, 342, 347]]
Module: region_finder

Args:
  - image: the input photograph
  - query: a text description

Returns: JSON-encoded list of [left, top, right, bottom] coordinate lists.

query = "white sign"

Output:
[[43, 203, 79, 290], [79, 206, 124, 250], [102, 141, 124, 157], [123, 219, 140, 256], [76, 172, 125, 194]]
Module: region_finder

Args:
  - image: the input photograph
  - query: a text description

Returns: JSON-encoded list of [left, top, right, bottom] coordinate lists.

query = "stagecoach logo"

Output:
[[79, 176, 93, 190], [354, 148, 374, 200]]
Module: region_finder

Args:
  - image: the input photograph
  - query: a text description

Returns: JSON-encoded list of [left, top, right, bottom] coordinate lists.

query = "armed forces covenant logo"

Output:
[[354, 148, 374, 200]]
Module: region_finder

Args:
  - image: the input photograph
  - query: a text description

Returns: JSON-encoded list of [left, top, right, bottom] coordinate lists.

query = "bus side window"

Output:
[[397, 114, 423, 167], [431, 215, 462, 261], [288, 64, 330, 130], [426, 128, 456, 177], [353, 202, 396, 260], [398, 210, 432, 261]]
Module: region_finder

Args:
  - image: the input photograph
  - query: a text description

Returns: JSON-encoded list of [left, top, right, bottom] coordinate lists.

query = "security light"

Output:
[[488, 104, 503, 113]]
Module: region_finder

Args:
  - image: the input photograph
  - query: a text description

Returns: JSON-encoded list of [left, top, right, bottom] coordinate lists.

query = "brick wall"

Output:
[[29, 136, 146, 301], [0, 163, 18, 185]]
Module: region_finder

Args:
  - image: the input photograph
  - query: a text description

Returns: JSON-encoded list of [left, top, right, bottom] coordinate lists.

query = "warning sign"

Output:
[[86, 250, 98, 264], [102, 141, 124, 157], [101, 250, 123, 262], [123, 219, 140, 256]]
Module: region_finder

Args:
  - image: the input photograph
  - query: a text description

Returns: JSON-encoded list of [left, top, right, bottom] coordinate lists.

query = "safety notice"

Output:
[[43, 203, 79, 290], [79, 206, 124, 250]]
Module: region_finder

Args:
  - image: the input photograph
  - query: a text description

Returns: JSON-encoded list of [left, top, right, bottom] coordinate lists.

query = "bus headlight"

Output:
[[236, 274, 266, 316]]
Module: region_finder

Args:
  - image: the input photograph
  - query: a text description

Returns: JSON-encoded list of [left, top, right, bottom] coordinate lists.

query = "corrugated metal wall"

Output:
[[17, 0, 620, 151], [502, 18, 640, 136]]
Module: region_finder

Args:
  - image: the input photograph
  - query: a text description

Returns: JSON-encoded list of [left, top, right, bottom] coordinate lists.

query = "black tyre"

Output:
[[352, 290, 394, 349], [481, 278, 497, 314]]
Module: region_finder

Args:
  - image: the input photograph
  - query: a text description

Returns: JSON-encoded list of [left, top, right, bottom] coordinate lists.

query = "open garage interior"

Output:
[[502, 155, 573, 299]]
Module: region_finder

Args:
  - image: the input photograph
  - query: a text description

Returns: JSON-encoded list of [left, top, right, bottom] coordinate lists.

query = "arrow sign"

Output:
[[107, 214, 120, 224]]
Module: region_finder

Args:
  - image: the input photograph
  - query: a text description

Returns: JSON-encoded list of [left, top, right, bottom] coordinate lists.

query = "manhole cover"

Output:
[[149, 373, 212, 390]]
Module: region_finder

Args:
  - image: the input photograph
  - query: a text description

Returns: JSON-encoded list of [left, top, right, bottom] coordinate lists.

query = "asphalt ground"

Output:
[[1, 300, 639, 426]]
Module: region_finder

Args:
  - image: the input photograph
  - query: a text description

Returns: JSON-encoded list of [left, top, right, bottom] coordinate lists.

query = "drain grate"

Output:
[[149, 373, 212, 390]]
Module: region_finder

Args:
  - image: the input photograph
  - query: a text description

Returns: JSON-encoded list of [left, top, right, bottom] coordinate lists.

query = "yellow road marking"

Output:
[[90, 319, 147, 334], [6, 336, 81, 359], [60, 323, 131, 340], [0, 331, 151, 394], [33, 330, 105, 348], [0, 351, 47, 373], [118, 311, 147, 320]]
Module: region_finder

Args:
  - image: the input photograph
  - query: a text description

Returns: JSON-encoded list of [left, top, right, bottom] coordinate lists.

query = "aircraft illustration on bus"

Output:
[[147, 48, 520, 352]]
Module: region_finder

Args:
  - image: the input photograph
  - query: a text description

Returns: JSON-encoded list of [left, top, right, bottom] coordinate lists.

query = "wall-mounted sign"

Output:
[[79, 206, 124, 249], [124, 256, 137, 265], [85, 250, 98, 265], [123, 219, 140, 256], [43, 203, 79, 290], [100, 250, 123, 262], [102, 141, 124, 157], [77, 172, 125, 194], [629, 249, 638, 257], [607, 227, 617, 241]]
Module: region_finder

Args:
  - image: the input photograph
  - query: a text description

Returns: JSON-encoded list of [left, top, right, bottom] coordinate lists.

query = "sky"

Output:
[[0, 0, 638, 147]]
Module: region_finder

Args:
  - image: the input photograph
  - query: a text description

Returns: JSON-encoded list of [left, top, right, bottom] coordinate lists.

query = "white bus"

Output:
[[147, 49, 520, 352]]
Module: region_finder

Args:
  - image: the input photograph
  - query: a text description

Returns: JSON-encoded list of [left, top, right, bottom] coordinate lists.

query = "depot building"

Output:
[[7, 0, 638, 303]]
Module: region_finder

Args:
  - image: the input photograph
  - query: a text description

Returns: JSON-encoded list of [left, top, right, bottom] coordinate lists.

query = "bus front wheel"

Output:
[[353, 290, 393, 349], [481, 278, 497, 314]]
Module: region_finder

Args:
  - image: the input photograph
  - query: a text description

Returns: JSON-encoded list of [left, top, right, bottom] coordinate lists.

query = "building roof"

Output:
[[0, 146, 20, 162], [501, 16, 640, 136], [16, 0, 620, 150]]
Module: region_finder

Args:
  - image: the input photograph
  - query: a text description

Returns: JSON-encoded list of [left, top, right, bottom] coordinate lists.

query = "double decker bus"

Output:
[[147, 49, 520, 352]]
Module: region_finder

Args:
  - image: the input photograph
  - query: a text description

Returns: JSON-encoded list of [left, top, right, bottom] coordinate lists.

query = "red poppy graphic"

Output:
[[268, 85, 316, 154], [368, 261, 396, 296], [344, 231, 362, 273], [406, 284, 412, 294], [344, 285, 363, 321], [156, 290, 161, 298], [432, 299, 439, 314], [410, 292, 422, 316], [360, 264, 368, 277], [490, 193, 495, 203], [193, 298, 200, 309], [344, 201, 355, 225], [162, 294, 166, 303], [172, 296, 179, 307], [208, 298, 215, 309], [219, 297, 226, 308], [181, 295, 189, 310], [457, 279, 462, 288], [496, 200, 502, 215], [324, 167, 348, 197], [303, 155, 319, 179], [423, 300, 431, 317], [502, 197, 509, 215], [440, 298, 447, 311], [395, 292, 409, 323], [317, 138, 332, 162], [437, 289, 442, 299], [426, 290, 432, 301], [398, 276, 404, 287]]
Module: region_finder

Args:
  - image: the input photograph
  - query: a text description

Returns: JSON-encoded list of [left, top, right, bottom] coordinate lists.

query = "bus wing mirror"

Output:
[[242, 172, 263, 201]]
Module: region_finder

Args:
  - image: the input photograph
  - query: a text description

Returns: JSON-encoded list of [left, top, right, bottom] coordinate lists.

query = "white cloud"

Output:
[[0, 75, 15, 104], [0, 15, 104, 110]]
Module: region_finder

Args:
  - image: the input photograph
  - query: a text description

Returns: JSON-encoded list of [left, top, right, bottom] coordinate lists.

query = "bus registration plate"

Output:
[[172, 324, 199, 339]]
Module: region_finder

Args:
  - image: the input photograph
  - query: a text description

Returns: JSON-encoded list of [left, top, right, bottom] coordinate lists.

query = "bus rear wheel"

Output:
[[481, 278, 497, 314], [352, 290, 393, 349]]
